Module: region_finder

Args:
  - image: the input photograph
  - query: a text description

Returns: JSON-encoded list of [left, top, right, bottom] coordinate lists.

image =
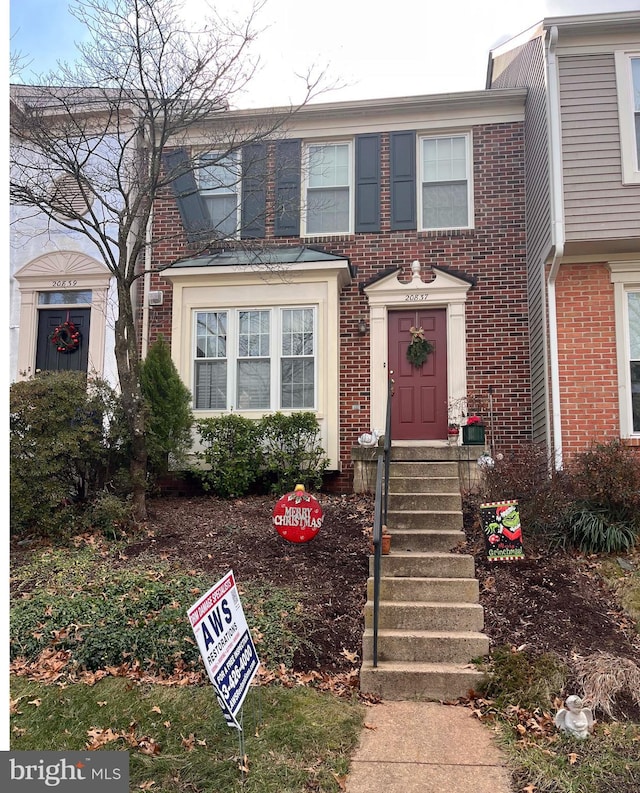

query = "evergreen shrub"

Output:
[[10, 371, 129, 537], [140, 335, 194, 476]]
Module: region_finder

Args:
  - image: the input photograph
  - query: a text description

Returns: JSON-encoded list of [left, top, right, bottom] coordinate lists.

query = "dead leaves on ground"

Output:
[[86, 723, 161, 755]]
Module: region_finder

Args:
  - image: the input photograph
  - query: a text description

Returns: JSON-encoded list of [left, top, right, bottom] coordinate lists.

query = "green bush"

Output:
[[193, 412, 329, 497], [477, 440, 640, 553], [481, 645, 569, 710], [563, 507, 637, 554], [260, 412, 329, 493], [194, 414, 263, 497], [140, 335, 194, 476], [10, 371, 129, 537], [87, 491, 134, 540], [478, 444, 572, 538], [567, 440, 640, 527]]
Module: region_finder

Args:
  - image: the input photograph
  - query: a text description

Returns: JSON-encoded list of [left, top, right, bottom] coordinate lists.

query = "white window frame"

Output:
[[193, 306, 317, 412], [418, 132, 473, 231], [615, 51, 640, 186], [197, 150, 241, 236], [609, 262, 640, 436], [302, 141, 353, 236]]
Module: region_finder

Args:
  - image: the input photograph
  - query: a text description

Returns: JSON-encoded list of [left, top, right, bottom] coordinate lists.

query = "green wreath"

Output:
[[51, 319, 81, 353], [406, 326, 434, 368]]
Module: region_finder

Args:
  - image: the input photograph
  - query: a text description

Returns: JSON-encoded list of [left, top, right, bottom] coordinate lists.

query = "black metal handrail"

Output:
[[372, 373, 393, 668]]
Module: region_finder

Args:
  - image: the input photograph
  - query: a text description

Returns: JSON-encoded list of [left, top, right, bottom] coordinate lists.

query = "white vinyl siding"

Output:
[[194, 307, 316, 411], [420, 135, 471, 230], [305, 143, 351, 235], [198, 152, 240, 235], [562, 53, 640, 236]]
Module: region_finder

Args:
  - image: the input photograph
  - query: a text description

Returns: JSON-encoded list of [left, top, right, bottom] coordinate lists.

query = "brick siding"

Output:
[[146, 122, 530, 490]]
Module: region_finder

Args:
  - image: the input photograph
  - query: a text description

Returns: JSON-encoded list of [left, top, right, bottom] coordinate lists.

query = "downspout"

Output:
[[546, 25, 565, 470], [141, 137, 153, 358]]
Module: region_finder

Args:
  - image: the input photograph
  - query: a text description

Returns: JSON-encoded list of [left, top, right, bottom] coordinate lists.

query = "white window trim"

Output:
[[197, 150, 242, 236], [614, 51, 640, 186], [418, 132, 474, 232], [301, 140, 354, 237], [193, 305, 317, 412], [609, 261, 640, 436]]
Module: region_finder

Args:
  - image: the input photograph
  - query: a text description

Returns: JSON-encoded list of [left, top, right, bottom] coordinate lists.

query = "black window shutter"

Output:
[[274, 139, 301, 237], [390, 131, 417, 231], [240, 142, 267, 239], [163, 148, 212, 242], [355, 134, 381, 233]]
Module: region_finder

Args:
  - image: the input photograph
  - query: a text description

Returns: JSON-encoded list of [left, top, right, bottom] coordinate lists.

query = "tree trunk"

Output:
[[114, 279, 148, 523]]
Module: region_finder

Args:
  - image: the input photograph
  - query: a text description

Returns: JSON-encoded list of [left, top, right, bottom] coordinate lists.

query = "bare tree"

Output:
[[10, 0, 326, 521]]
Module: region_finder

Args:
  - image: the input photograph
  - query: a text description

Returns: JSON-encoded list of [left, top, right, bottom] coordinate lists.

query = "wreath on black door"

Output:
[[51, 314, 81, 353]]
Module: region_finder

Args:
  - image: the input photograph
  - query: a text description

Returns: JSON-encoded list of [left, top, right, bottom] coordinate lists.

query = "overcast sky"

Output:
[[9, 0, 640, 107]]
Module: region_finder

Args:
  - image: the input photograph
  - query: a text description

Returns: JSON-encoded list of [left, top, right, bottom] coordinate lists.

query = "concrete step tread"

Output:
[[360, 660, 485, 674], [374, 550, 473, 559], [363, 628, 487, 639], [376, 551, 473, 562], [375, 576, 474, 583], [388, 510, 462, 516], [367, 600, 483, 609], [390, 525, 464, 532]]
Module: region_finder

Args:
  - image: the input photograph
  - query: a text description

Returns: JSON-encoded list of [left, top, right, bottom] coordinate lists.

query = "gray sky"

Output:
[[9, 0, 640, 106]]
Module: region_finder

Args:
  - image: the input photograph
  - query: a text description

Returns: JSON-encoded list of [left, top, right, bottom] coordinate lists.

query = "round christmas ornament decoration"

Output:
[[51, 316, 81, 353], [272, 484, 324, 543]]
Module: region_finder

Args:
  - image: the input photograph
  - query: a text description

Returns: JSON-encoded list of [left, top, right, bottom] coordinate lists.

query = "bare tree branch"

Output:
[[10, 0, 333, 521]]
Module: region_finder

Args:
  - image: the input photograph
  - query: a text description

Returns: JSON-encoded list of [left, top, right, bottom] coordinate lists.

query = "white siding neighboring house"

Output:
[[10, 87, 119, 388], [488, 10, 640, 465]]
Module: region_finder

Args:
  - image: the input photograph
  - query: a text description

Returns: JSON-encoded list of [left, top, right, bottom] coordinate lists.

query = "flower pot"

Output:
[[368, 531, 391, 555], [462, 424, 485, 445]]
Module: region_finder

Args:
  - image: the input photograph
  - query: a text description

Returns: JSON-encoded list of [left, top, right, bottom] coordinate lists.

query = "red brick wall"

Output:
[[555, 262, 621, 457], [147, 122, 529, 490]]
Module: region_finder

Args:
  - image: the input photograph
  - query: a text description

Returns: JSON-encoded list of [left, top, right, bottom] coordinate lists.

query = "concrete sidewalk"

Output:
[[345, 701, 513, 793]]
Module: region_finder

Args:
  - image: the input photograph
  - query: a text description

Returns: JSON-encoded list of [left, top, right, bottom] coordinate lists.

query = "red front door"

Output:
[[388, 308, 448, 440]]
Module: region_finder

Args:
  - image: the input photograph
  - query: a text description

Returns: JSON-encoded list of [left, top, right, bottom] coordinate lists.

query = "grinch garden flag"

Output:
[[480, 500, 525, 562]]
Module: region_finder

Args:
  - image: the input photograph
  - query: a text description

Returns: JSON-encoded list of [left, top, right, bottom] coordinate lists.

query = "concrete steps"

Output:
[[360, 445, 488, 701]]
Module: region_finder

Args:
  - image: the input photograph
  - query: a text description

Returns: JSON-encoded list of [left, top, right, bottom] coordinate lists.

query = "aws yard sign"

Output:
[[188, 570, 260, 730]]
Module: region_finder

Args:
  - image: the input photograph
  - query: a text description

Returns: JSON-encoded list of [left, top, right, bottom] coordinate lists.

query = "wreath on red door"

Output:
[[51, 317, 81, 353], [406, 326, 434, 368]]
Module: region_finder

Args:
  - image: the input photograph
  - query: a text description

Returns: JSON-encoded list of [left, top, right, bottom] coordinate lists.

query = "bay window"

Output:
[[194, 306, 316, 411]]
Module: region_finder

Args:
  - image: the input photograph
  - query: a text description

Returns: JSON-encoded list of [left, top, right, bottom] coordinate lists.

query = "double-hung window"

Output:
[[615, 52, 640, 184], [198, 151, 240, 235], [305, 142, 351, 234], [194, 307, 316, 411], [420, 134, 471, 230]]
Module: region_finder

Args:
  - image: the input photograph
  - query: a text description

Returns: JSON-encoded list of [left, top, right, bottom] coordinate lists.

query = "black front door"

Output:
[[36, 308, 91, 373]]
